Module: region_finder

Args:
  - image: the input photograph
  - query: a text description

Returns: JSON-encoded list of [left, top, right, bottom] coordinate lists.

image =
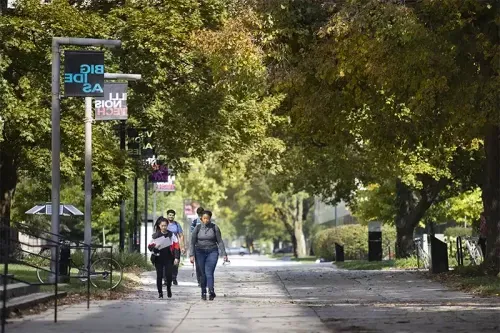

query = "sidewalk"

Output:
[[6, 257, 500, 332], [6, 257, 331, 333]]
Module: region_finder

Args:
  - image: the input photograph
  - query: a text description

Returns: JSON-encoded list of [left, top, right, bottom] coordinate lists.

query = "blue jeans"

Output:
[[195, 248, 219, 292]]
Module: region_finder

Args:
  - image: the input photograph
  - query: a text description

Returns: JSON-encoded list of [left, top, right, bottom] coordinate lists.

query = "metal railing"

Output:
[[414, 237, 430, 269], [0, 223, 116, 332]]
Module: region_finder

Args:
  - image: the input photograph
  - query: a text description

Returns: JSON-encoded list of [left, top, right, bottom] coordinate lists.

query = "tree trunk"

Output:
[[482, 124, 500, 274], [0, 0, 7, 15], [394, 177, 447, 258], [294, 195, 307, 258], [273, 238, 280, 252], [245, 236, 254, 253], [275, 207, 295, 255], [291, 234, 297, 257], [0, 150, 18, 262], [395, 179, 417, 258]]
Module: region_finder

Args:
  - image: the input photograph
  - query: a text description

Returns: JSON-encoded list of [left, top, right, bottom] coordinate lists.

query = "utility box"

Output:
[[368, 221, 382, 261], [429, 235, 449, 273]]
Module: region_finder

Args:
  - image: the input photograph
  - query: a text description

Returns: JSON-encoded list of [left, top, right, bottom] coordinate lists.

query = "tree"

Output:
[[249, 0, 494, 261], [0, 0, 127, 231]]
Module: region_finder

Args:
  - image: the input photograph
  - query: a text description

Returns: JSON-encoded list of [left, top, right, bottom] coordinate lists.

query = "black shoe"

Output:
[[158, 293, 163, 299], [209, 290, 216, 301], [167, 288, 172, 298], [201, 293, 207, 301], [173, 279, 178, 285]]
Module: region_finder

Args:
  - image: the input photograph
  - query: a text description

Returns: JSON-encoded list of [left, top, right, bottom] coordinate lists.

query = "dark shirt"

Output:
[[190, 222, 227, 256]]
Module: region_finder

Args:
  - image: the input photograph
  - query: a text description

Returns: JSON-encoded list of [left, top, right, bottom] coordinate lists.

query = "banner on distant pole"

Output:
[[94, 83, 128, 120], [155, 176, 176, 192]]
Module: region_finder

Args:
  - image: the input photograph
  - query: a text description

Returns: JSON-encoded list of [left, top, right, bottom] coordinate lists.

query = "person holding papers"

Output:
[[148, 218, 180, 298]]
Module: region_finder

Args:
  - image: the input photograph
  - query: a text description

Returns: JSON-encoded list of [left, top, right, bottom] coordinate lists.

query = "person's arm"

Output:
[[177, 222, 185, 252], [190, 219, 198, 233], [148, 233, 158, 253], [189, 224, 199, 256], [214, 225, 227, 257]]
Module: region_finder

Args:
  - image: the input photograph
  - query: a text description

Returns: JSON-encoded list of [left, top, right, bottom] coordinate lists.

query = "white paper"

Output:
[[150, 235, 172, 250]]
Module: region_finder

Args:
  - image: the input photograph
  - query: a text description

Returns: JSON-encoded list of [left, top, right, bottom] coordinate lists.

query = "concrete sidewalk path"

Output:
[[6, 256, 500, 332]]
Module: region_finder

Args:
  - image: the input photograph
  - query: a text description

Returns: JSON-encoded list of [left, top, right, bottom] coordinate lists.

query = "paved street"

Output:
[[6, 256, 500, 333]]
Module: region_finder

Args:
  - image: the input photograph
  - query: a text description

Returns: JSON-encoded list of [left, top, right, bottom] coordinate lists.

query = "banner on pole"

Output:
[[149, 160, 170, 183], [126, 128, 154, 158], [64, 50, 104, 97], [184, 200, 201, 219], [155, 176, 176, 192], [94, 83, 128, 120]]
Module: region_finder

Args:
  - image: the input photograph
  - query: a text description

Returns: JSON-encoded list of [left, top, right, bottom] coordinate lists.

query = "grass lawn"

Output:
[[270, 254, 318, 262], [2, 263, 142, 296], [290, 256, 317, 262], [428, 266, 500, 297], [335, 260, 397, 270]]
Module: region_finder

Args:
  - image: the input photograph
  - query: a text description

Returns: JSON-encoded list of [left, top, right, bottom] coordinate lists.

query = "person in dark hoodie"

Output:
[[189, 210, 228, 301], [148, 217, 180, 298]]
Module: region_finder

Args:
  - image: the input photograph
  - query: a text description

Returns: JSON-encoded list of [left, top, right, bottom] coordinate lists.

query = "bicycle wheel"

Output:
[[89, 257, 123, 290], [36, 248, 53, 284]]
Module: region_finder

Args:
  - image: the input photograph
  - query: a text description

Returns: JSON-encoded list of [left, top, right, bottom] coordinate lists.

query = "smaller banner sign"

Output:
[[155, 176, 176, 192], [149, 161, 170, 183], [127, 128, 141, 157], [184, 200, 201, 219], [141, 130, 154, 157], [94, 83, 128, 120], [64, 50, 104, 97]]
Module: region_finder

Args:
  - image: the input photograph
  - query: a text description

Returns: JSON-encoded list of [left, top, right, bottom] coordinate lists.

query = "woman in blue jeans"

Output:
[[189, 210, 228, 300]]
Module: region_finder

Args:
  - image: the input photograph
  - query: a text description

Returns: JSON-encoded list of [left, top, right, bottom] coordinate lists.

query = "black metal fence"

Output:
[[0, 223, 115, 333]]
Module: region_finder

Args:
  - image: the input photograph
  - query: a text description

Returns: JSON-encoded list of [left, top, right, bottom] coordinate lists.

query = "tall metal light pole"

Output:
[[83, 73, 141, 268], [144, 175, 148, 259], [133, 176, 138, 251], [52, 37, 120, 280], [102, 73, 141, 253]]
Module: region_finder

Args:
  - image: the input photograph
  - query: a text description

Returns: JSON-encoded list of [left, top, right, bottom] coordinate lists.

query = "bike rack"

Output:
[[456, 236, 464, 266], [1, 224, 61, 333], [1, 223, 117, 332]]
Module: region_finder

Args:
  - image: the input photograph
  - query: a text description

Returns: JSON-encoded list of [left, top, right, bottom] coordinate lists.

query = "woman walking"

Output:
[[149, 217, 180, 298], [189, 210, 228, 300]]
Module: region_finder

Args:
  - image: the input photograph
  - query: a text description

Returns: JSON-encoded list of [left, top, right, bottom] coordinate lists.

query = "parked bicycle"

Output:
[[414, 237, 430, 269], [36, 241, 123, 290], [463, 236, 483, 265]]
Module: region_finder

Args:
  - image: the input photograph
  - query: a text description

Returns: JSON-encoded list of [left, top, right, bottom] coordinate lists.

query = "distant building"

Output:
[[313, 197, 358, 226]]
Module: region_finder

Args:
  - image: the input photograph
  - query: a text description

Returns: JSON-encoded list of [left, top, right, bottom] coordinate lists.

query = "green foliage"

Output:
[[335, 260, 395, 271], [313, 224, 397, 261], [425, 189, 483, 226], [313, 225, 368, 261], [444, 227, 473, 238], [351, 182, 396, 225]]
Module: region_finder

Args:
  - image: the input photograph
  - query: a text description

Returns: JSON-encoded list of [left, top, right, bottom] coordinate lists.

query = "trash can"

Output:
[[335, 243, 344, 262], [59, 245, 71, 277], [368, 221, 382, 261], [429, 235, 448, 273]]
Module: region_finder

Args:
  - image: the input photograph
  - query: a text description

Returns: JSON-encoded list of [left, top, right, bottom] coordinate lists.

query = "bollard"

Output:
[[335, 243, 345, 262]]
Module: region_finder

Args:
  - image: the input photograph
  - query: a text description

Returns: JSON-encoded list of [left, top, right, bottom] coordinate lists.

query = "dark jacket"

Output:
[[149, 231, 180, 261]]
